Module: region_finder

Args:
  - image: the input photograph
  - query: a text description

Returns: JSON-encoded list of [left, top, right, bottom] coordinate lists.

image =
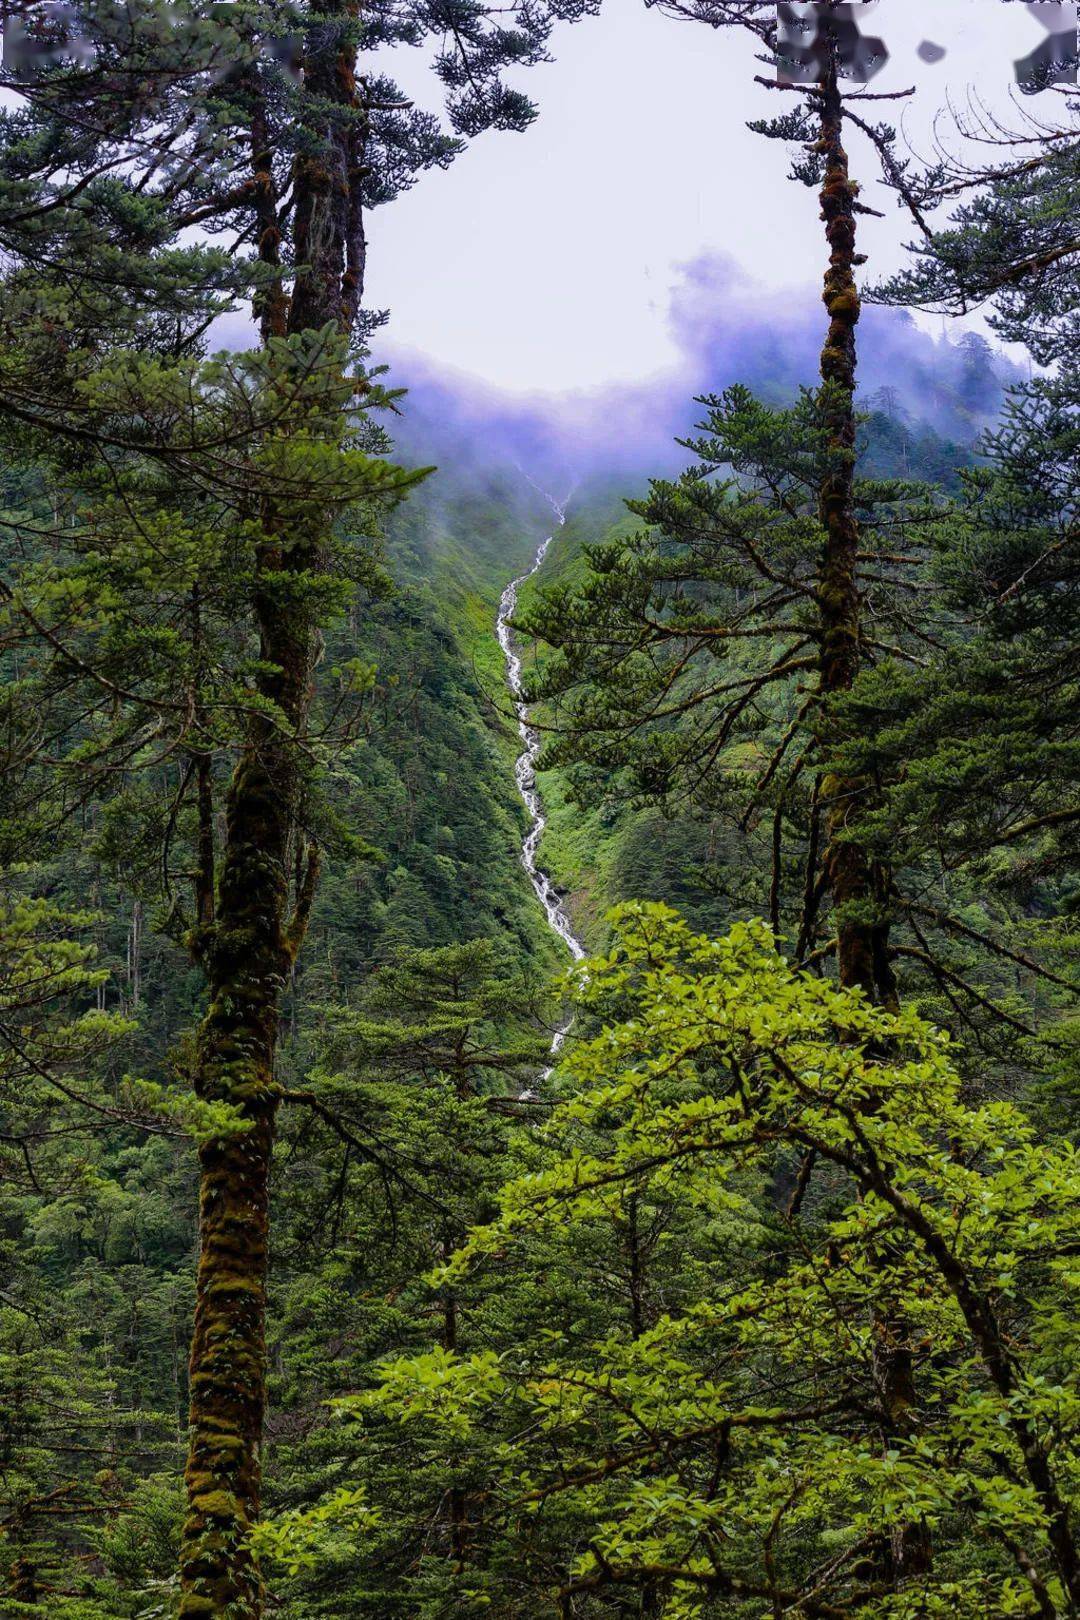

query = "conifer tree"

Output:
[[522, 2, 921, 1005], [832, 86, 1080, 1084], [0, 3, 599, 1612]]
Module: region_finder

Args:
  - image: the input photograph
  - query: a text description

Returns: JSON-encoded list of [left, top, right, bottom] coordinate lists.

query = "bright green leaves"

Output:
[[354, 904, 1080, 1614], [340, 1348, 507, 1441], [246, 1487, 380, 1578]]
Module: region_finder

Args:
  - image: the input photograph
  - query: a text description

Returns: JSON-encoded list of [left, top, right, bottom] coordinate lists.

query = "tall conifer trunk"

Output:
[[814, 61, 877, 1001], [179, 8, 362, 1613], [812, 49, 930, 1585]]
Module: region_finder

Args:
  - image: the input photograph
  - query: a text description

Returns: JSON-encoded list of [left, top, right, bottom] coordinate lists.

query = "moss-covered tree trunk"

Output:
[[180, 528, 320, 1611], [813, 62, 880, 1002], [812, 55, 929, 1585], [179, 9, 362, 1613]]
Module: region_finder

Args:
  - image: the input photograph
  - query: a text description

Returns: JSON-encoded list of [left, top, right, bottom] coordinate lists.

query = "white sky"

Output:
[[368, 1, 1068, 391]]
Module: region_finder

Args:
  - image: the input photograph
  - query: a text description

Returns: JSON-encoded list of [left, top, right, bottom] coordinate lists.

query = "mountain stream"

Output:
[[495, 503, 585, 1080]]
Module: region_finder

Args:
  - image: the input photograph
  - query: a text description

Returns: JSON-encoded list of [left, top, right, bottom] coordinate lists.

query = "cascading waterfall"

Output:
[[496, 501, 585, 1081]]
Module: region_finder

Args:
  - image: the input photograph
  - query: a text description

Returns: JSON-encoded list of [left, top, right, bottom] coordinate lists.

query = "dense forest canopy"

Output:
[[0, 2, 1077, 1617]]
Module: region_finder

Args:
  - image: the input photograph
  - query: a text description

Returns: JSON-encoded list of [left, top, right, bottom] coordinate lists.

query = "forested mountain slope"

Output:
[[308, 462, 562, 977]]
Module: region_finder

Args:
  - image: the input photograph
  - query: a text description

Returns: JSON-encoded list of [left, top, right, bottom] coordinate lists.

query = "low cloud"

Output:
[[384, 251, 1015, 497]]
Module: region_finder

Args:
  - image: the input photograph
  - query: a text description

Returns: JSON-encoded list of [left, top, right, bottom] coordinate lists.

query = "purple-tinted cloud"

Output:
[[385, 251, 1015, 492]]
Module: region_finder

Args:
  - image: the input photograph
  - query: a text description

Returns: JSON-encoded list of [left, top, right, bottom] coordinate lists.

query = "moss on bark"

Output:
[[813, 65, 879, 1002], [179, 750, 293, 1618]]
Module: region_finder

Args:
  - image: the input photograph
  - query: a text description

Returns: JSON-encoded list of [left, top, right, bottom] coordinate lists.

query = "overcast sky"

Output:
[[369, 1, 1067, 392]]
